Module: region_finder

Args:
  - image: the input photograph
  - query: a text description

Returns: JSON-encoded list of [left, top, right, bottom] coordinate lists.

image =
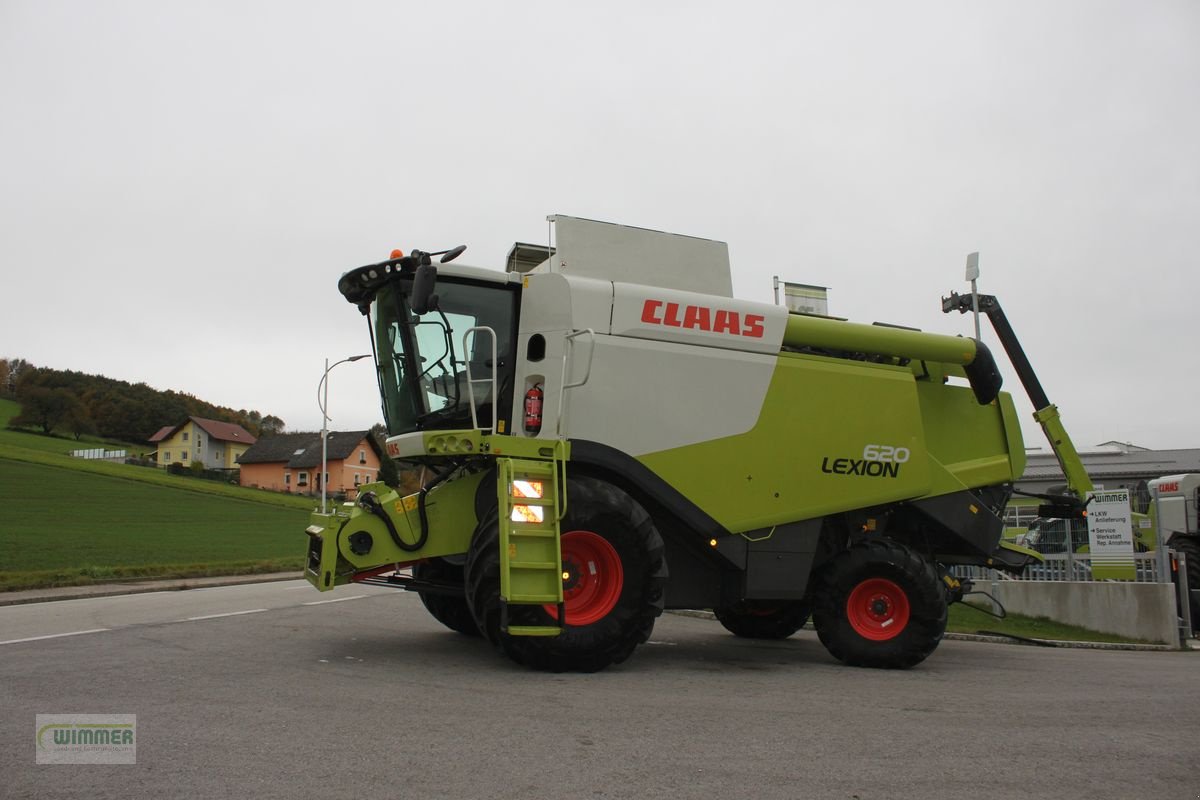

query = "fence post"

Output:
[[1154, 492, 1171, 583], [1177, 550, 1193, 646]]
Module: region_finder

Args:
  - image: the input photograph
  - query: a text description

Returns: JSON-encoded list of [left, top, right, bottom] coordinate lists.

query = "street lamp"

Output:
[[317, 354, 371, 514]]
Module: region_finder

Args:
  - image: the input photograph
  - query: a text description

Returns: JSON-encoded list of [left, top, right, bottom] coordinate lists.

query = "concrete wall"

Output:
[[971, 580, 1178, 645]]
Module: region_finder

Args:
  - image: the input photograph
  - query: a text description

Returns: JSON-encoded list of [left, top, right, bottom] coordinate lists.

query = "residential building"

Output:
[[149, 416, 257, 470], [238, 430, 382, 498]]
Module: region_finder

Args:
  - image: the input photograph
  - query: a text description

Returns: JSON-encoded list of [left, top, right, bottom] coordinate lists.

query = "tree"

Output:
[[62, 402, 96, 440], [369, 422, 387, 447], [378, 452, 401, 488], [1, 357, 29, 397], [259, 415, 285, 436], [9, 387, 79, 435]]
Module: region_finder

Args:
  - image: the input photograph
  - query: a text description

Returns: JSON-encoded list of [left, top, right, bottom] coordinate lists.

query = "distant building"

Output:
[[1004, 441, 1200, 529], [237, 430, 382, 498], [1017, 442, 1200, 495], [149, 416, 256, 470]]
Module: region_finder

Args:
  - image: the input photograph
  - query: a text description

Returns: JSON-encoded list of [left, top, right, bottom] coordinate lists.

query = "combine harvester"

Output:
[[302, 215, 1078, 671]]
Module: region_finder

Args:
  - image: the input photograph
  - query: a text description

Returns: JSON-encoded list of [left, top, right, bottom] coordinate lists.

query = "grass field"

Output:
[[0, 458, 309, 590], [1, 399, 314, 590]]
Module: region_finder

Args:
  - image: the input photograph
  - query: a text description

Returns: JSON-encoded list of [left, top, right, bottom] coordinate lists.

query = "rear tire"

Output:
[[466, 477, 668, 672], [812, 539, 946, 669], [1169, 535, 1200, 632], [714, 601, 810, 639], [414, 558, 480, 637]]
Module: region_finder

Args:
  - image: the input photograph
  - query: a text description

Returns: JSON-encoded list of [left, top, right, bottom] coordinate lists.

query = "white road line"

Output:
[[182, 608, 269, 621], [0, 628, 110, 646], [302, 595, 367, 606]]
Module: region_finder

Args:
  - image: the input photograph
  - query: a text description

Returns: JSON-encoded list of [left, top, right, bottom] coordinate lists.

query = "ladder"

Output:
[[497, 455, 565, 636]]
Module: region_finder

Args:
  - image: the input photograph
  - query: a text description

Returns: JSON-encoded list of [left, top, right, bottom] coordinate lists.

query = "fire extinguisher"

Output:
[[524, 383, 544, 433]]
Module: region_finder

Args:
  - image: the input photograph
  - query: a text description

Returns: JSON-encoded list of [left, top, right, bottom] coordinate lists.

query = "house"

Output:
[[149, 416, 257, 470], [237, 430, 383, 498]]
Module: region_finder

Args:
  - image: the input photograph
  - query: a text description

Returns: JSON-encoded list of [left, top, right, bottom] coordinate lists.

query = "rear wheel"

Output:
[[714, 601, 810, 639], [414, 558, 480, 637], [1170, 535, 1200, 632], [466, 477, 668, 672], [812, 539, 946, 668]]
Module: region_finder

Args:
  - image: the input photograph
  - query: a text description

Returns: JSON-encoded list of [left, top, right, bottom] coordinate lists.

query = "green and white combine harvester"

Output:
[[303, 215, 1082, 671]]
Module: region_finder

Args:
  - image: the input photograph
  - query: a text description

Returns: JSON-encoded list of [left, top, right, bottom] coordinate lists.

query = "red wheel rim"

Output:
[[544, 530, 623, 626], [846, 577, 910, 641]]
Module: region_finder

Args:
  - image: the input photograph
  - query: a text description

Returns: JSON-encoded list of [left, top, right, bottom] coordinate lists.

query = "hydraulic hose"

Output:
[[353, 461, 461, 553]]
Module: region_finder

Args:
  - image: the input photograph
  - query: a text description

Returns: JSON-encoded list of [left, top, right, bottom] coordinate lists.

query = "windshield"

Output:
[[372, 278, 518, 435]]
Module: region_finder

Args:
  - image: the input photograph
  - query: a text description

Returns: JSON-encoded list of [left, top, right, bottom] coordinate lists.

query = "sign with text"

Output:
[[782, 282, 829, 316], [1086, 490, 1136, 580], [35, 715, 136, 764]]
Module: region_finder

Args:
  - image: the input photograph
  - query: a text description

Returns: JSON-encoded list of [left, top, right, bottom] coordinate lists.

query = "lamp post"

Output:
[[318, 354, 371, 514]]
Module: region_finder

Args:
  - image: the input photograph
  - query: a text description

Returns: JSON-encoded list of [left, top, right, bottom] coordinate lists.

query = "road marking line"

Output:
[[183, 608, 269, 621], [302, 595, 367, 606], [0, 628, 111, 646]]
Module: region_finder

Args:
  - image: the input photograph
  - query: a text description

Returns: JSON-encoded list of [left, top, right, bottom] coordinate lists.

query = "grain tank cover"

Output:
[[537, 215, 733, 297]]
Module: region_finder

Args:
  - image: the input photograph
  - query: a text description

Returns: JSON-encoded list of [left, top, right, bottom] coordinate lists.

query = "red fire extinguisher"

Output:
[[524, 383, 544, 433]]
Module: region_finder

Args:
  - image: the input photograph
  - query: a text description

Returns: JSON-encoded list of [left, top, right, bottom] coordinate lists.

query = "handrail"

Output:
[[557, 328, 595, 436], [463, 326, 498, 432]]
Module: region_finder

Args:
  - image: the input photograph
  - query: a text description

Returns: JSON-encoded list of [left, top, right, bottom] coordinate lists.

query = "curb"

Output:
[[0, 572, 303, 607], [665, 609, 1191, 652]]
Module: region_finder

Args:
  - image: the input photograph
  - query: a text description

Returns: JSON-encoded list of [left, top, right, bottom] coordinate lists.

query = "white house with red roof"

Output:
[[149, 416, 257, 470]]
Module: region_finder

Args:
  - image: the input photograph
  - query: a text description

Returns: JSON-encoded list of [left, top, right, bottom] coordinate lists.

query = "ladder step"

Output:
[[505, 625, 562, 637], [506, 528, 558, 538], [506, 593, 559, 603], [510, 561, 559, 570], [510, 493, 555, 502]]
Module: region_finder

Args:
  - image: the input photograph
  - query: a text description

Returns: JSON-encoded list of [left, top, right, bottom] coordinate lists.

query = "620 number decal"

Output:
[[862, 444, 910, 463]]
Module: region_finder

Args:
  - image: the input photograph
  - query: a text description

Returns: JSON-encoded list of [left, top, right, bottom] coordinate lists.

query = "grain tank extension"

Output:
[[303, 215, 1036, 671]]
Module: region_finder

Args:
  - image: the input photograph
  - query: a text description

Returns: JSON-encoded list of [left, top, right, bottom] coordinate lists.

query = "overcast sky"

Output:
[[2, 1, 1197, 451]]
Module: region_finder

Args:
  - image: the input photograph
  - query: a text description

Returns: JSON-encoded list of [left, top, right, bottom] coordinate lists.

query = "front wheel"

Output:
[[414, 558, 480, 637], [812, 539, 947, 669], [466, 477, 668, 672]]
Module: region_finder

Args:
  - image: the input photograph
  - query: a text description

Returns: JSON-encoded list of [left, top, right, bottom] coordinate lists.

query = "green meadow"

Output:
[[0, 399, 314, 590]]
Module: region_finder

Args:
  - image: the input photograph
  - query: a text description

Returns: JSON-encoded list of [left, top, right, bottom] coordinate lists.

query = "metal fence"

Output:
[[953, 551, 1165, 584]]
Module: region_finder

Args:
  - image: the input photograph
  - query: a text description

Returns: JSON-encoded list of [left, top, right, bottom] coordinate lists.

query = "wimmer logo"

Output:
[[35, 715, 136, 765]]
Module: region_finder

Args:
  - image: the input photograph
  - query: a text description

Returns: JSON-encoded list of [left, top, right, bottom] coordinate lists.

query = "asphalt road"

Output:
[[2, 581, 1195, 800]]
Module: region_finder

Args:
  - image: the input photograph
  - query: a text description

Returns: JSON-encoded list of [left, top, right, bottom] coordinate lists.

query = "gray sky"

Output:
[[2, 1, 1197, 451]]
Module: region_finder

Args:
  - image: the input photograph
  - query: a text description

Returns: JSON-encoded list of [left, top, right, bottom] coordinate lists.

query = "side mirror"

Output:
[[411, 264, 439, 315]]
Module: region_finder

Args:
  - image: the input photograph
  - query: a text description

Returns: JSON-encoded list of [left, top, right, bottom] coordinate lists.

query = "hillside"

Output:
[[3, 360, 283, 442], [0, 407, 316, 590]]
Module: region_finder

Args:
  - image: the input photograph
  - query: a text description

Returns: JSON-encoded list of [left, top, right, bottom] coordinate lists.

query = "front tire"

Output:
[[414, 558, 480, 637], [812, 539, 947, 669], [466, 477, 668, 672]]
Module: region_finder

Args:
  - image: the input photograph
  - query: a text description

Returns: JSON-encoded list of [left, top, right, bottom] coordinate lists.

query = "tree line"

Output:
[[1, 357, 284, 445]]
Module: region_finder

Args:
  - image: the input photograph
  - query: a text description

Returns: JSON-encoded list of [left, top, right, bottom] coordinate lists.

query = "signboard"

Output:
[[1086, 489, 1136, 580], [782, 282, 829, 316]]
